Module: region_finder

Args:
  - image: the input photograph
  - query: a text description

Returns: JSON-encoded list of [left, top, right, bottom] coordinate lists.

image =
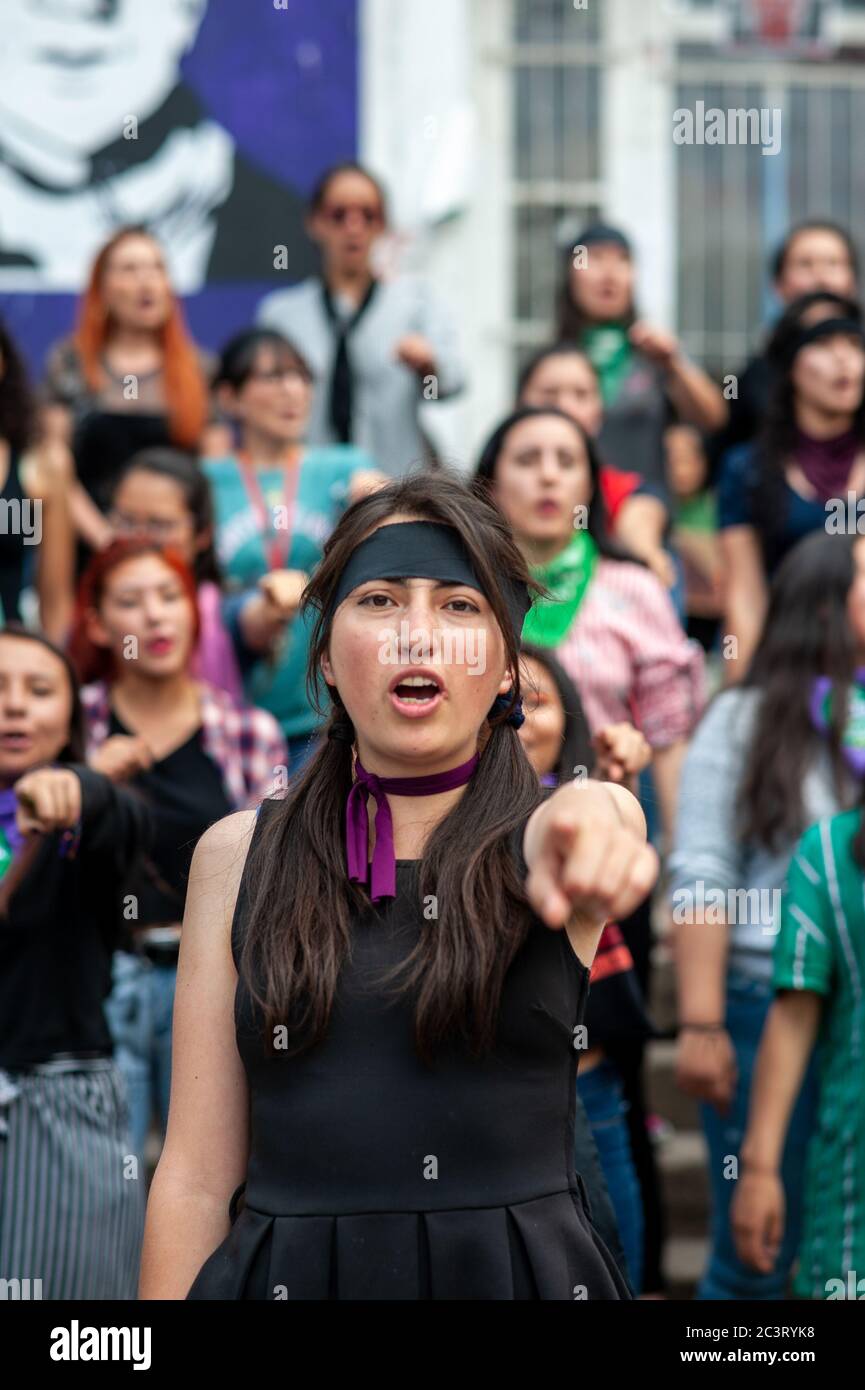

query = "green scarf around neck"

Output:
[[582, 324, 633, 406], [522, 530, 599, 647]]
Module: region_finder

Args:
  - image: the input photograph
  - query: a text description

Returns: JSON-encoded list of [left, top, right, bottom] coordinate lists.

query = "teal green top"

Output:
[[204, 447, 374, 739], [773, 808, 865, 1297]]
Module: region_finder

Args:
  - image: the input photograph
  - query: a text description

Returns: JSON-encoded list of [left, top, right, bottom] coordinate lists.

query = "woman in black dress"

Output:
[[140, 472, 658, 1301]]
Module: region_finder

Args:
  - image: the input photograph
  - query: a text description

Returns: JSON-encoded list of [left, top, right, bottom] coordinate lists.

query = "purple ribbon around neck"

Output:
[[346, 753, 480, 903]]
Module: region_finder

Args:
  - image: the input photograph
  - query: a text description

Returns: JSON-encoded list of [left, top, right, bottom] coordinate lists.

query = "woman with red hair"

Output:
[[70, 538, 286, 1160], [42, 227, 212, 563]]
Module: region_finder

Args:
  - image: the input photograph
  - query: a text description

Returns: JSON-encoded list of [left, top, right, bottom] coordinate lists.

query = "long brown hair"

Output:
[[74, 226, 208, 449], [738, 530, 857, 853], [240, 472, 544, 1063]]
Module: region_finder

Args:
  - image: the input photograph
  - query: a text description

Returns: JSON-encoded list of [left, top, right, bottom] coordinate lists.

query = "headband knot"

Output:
[[488, 692, 526, 729]]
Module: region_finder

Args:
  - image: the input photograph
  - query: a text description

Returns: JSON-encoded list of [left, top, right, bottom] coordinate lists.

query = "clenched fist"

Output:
[[90, 734, 153, 783]]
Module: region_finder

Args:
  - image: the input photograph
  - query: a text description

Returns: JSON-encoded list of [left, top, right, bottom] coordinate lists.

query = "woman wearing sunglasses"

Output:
[[257, 163, 465, 479]]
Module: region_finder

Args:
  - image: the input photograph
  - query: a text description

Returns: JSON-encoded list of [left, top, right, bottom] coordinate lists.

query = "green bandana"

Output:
[[522, 530, 599, 647], [583, 324, 633, 406]]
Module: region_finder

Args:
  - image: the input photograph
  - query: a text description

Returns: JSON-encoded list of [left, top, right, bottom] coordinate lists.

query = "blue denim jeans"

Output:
[[697, 973, 819, 1300], [577, 1058, 644, 1294], [103, 951, 177, 1160]]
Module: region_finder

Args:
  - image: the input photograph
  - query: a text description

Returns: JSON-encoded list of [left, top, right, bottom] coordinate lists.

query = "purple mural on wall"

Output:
[[0, 0, 358, 376]]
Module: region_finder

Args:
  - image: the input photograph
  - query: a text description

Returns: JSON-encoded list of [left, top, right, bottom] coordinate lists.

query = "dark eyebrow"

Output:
[[360, 577, 477, 590]]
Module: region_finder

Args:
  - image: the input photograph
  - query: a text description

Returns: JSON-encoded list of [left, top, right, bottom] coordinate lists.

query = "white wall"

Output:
[[359, 0, 695, 462], [359, 0, 514, 470]]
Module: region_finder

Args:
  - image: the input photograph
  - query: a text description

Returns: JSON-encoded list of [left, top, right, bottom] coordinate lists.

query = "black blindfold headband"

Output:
[[325, 521, 531, 643]]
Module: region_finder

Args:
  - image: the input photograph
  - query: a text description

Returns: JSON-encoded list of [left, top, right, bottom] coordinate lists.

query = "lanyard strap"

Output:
[[238, 453, 302, 573]]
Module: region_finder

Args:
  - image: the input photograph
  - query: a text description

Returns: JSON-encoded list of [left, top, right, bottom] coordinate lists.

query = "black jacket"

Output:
[[0, 765, 153, 1070]]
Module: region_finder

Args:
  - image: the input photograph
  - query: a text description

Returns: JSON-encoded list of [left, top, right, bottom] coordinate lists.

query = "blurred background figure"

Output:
[[477, 406, 704, 846], [556, 224, 727, 490], [41, 227, 211, 566], [0, 317, 74, 642], [718, 294, 865, 680], [713, 221, 860, 467], [69, 539, 286, 1160], [257, 163, 465, 477], [670, 530, 862, 1299], [518, 343, 673, 589], [206, 328, 386, 768], [733, 747, 865, 1299], [109, 448, 244, 700], [0, 626, 150, 1299]]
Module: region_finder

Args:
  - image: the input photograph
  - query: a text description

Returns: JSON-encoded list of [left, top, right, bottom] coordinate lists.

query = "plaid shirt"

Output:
[[555, 558, 706, 749], [80, 682, 288, 811]]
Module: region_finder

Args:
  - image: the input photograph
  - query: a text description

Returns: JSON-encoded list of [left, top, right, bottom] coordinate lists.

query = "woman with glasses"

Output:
[[256, 163, 465, 478], [205, 328, 386, 770]]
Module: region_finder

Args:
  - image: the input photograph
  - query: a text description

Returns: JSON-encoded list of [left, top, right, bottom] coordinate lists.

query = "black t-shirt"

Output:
[[109, 713, 232, 927], [0, 766, 152, 1069]]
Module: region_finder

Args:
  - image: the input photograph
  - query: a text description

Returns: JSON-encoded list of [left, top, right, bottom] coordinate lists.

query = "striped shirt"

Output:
[[774, 809, 865, 1297], [554, 558, 706, 747]]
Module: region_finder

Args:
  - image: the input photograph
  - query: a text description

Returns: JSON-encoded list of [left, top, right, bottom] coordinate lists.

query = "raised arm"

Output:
[[139, 809, 256, 1299]]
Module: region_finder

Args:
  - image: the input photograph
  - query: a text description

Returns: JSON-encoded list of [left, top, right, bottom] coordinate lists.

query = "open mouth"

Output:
[[391, 674, 442, 704], [388, 669, 446, 716]]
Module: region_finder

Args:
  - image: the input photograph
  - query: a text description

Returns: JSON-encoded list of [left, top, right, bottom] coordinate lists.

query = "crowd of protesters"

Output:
[[0, 162, 863, 1304]]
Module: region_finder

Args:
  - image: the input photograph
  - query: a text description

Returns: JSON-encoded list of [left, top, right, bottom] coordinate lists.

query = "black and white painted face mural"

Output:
[[0, 0, 318, 292]]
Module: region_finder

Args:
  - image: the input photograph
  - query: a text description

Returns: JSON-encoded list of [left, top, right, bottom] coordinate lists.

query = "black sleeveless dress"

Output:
[[187, 801, 630, 1301]]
